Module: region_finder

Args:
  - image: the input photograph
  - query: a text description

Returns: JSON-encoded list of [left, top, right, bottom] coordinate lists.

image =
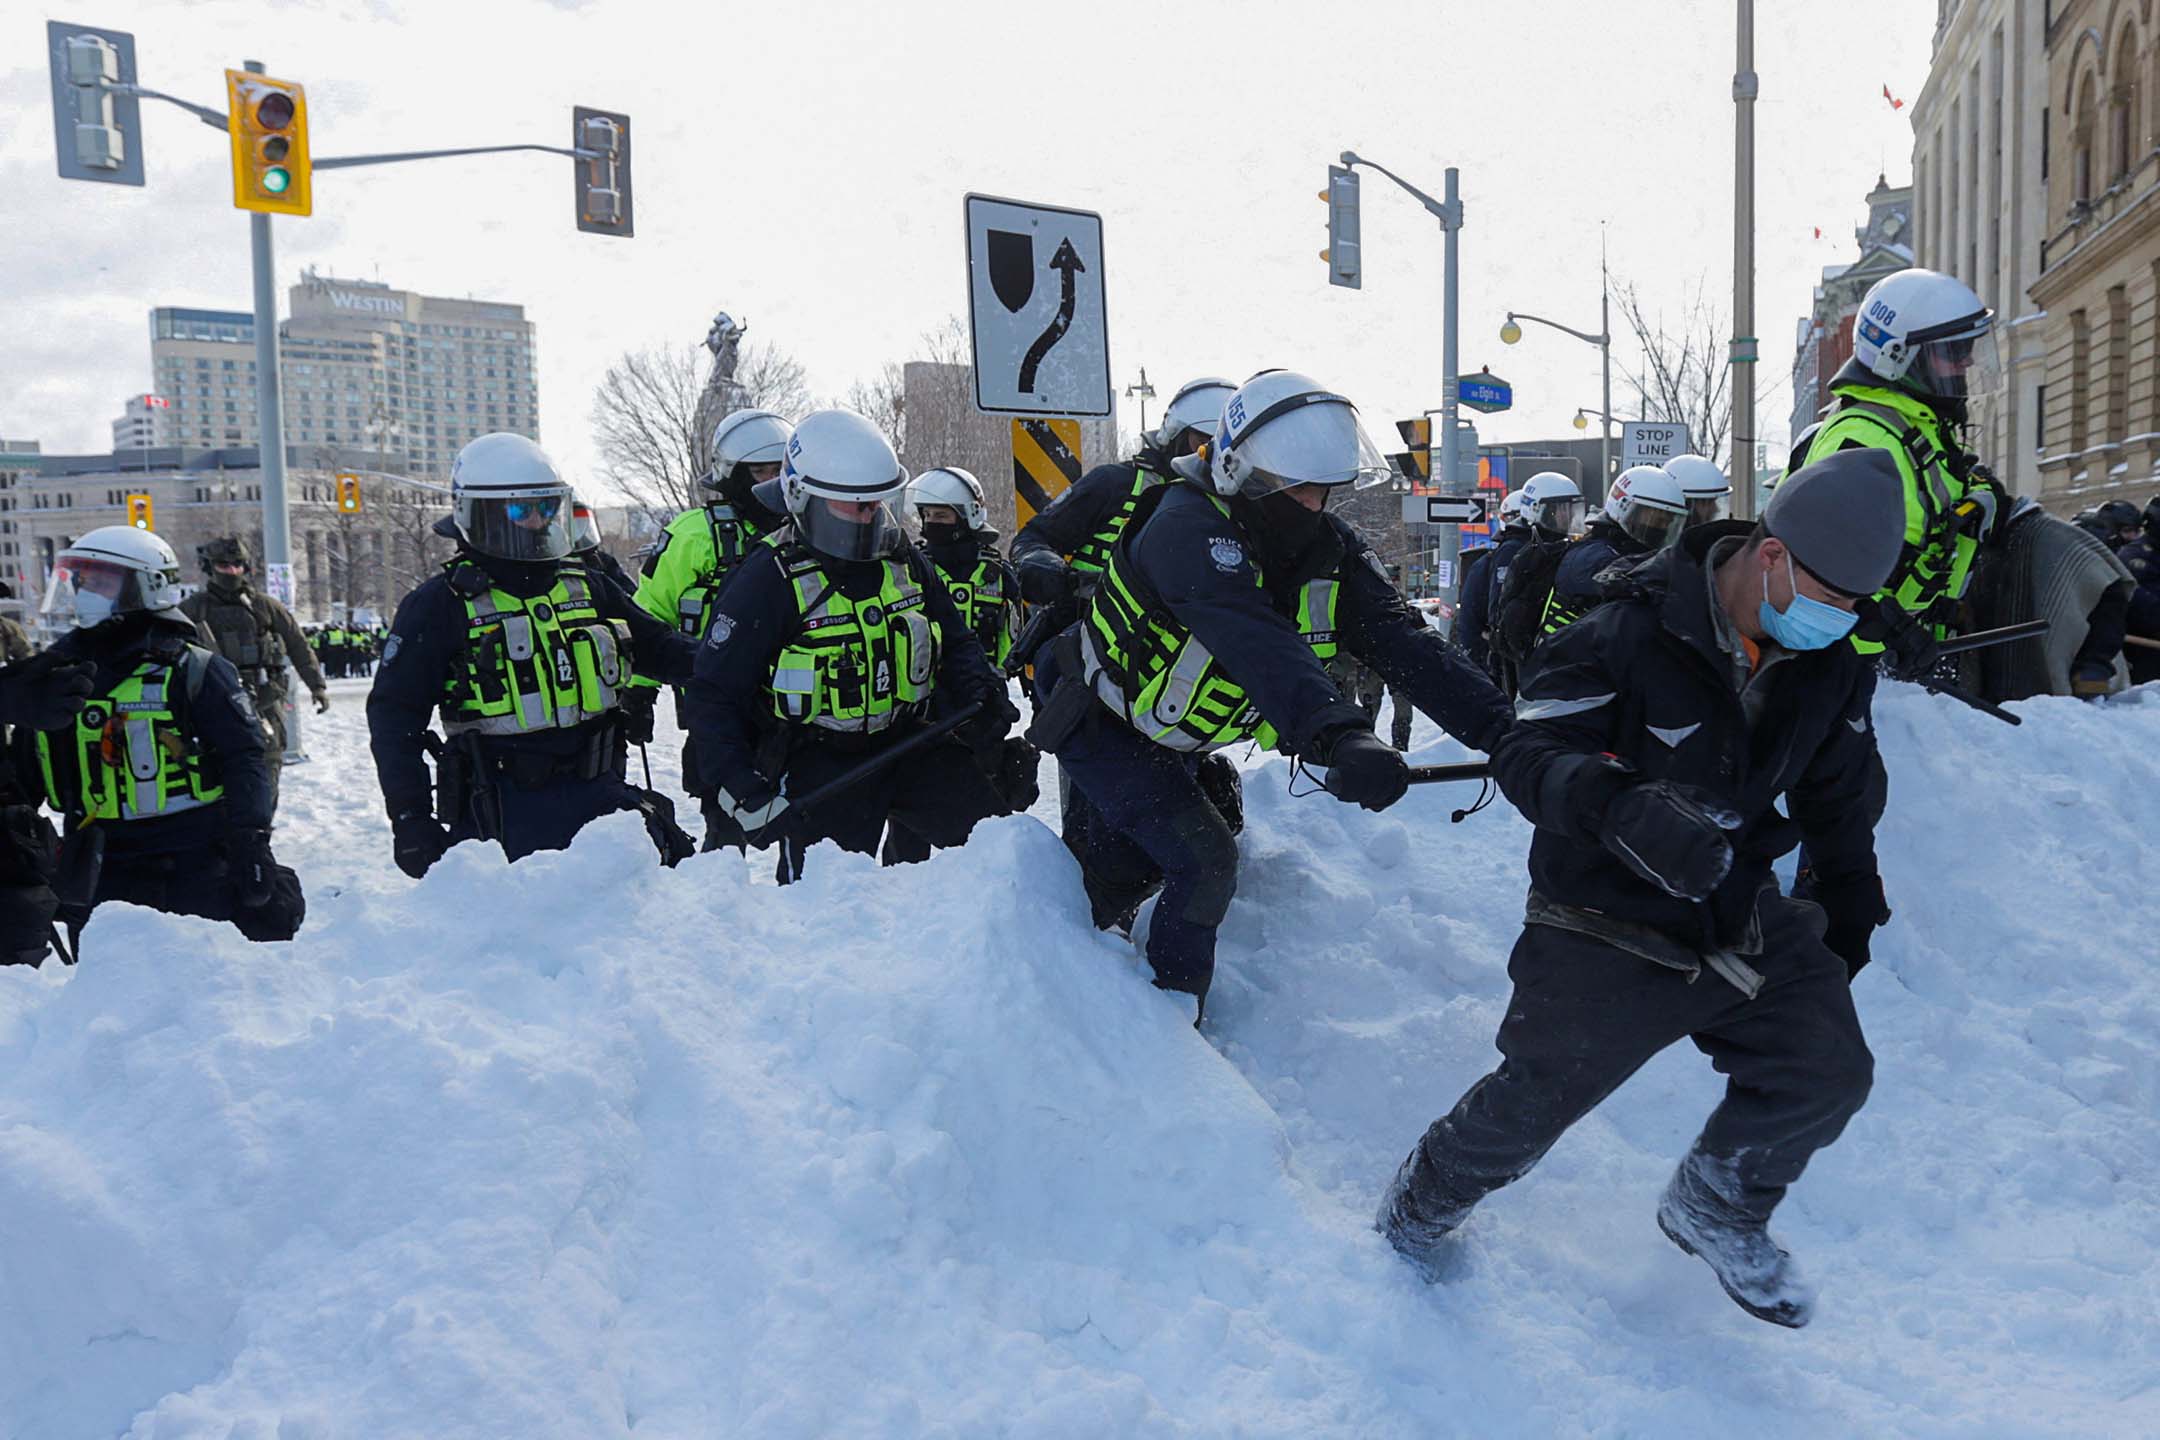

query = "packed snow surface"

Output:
[[3, 680, 2158, 1438]]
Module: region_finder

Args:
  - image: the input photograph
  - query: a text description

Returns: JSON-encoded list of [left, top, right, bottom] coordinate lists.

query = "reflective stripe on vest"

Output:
[[938, 553, 1017, 667], [1082, 500, 1339, 752], [768, 550, 939, 734], [1070, 466, 1171, 576], [37, 653, 223, 821], [675, 505, 764, 637], [441, 567, 630, 737]]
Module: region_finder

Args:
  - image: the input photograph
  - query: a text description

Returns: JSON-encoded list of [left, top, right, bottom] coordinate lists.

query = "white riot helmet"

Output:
[[1148, 376, 1236, 454], [1517, 471, 1584, 537], [569, 495, 604, 555], [1852, 267, 1997, 402], [1174, 369, 1389, 499], [1496, 489, 1528, 527], [780, 409, 907, 561], [1663, 453, 1732, 525], [703, 408, 795, 494], [909, 466, 990, 532], [1605, 465, 1691, 551], [452, 432, 575, 562], [41, 525, 185, 629]]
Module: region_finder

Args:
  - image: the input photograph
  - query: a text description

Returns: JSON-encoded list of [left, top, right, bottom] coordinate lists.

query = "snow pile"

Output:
[[2, 680, 2157, 1438]]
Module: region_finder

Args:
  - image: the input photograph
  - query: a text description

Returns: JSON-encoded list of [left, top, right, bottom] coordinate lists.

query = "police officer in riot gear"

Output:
[[683, 410, 1020, 880], [1028, 371, 1512, 1019], [367, 433, 698, 875], [634, 408, 796, 850], [16, 526, 296, 946]]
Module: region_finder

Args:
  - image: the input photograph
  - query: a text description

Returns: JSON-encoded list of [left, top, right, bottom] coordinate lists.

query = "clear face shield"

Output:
[[42, 555, 165, 628], [1910, 324, 2000, 403], [1685, 492, 1731, 526], [1226, 399, 1391, 499], [1528, 495, 1584, 536], [796, 496, 899, 562], [463, 490, 575, 562], [1620, 504, 1689, 551], [570, 505, 603, 554]]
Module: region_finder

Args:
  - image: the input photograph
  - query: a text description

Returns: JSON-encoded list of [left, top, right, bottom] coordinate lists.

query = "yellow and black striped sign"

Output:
[[1012, 417, 1083, 527]]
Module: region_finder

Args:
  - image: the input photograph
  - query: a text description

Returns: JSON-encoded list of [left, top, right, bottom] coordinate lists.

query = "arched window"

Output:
[[2110, 24, 2142, 181], [2076, 70, 2099, 203]]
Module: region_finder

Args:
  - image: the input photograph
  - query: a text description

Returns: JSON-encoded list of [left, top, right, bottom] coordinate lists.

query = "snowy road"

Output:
[[2, 677, 2157, 1438]]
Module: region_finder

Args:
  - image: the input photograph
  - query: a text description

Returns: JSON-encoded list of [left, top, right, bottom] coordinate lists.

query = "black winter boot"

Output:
[[1656, 1151, 1816, 1328], [1375, 1148, 1475, 1281]]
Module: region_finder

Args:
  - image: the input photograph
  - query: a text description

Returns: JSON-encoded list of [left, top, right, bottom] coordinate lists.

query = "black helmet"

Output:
[[2145, 494, 2160, 540], [199, 535, 253, 572]]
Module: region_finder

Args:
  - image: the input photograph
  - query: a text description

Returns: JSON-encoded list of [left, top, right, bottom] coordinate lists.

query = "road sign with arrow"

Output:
[[1400, 494, 1489, 525], [964, 193, 1110, 416]]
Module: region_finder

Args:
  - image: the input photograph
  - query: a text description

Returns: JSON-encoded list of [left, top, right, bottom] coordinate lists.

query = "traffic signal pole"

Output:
[[243, 58, 306, 761]]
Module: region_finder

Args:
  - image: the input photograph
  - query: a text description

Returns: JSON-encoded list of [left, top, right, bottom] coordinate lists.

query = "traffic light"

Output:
[[336, 473, 362, 514], [125, 493, 154, 530], [573, 106, 633, 237], [1322, 163, 1360, 289], [1391, 418, 1431, 489], [225, 69, 311, 217], [45, 21, 144, 186]]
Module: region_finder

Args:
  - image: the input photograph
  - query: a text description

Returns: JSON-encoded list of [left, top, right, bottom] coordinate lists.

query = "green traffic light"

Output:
[[263, 166, 291, 194]]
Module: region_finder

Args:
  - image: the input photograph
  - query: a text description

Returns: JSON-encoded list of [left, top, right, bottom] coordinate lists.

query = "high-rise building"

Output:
[[142, 270, 539, 480], [109, 393, 177, 451], [1909, 0, 2049, 498]]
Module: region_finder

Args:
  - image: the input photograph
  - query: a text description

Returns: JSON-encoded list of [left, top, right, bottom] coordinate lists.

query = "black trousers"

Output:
[[777, 734, 1004, 881], [1401, 893, 1874, 1226]]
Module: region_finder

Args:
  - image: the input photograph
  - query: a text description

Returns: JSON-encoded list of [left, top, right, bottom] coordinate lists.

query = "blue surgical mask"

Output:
[[1759, 553, 1857, 651]]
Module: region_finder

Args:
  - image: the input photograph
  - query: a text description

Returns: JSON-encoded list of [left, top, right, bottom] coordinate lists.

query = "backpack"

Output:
[[1491, 537, 1572, 665]]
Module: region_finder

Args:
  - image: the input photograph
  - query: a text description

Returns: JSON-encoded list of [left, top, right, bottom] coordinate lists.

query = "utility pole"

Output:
[[1334, 152, 1465, 609], [1731, 0, 1759, 518]]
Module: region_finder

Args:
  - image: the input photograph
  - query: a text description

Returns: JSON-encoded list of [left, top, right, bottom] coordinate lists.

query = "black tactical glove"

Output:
[[1316, 726, 1410, 812], [227, 828, 277, 908], [1803, 870, 1892, 979], [1598, 781, 1738, 901], [391, 811, 452, 879], [960, 691, 1022, 758], [1015, 551, 1081, 606], [1196, 752, 1245, 836], [2071, 661, 2114, 700], [1855, 596, 1942, 683], [620, 687, 658, 745], [0, 653, 96, 731]]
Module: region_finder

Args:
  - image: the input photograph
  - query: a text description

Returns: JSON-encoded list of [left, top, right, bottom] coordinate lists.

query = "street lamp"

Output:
[[1500, 239, 1614, 486], [1125, 366, 1157, 438]]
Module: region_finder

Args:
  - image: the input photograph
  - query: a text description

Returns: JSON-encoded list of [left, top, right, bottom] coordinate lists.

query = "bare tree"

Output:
[[844, 361, 907, 454], [1616, 280, 1734, 469], [590, 338, 811, 526]]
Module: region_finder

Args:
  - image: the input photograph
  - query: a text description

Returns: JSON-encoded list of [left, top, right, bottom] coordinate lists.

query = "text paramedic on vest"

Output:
[[16, 526, 299, 945], [1027, 370, 1514, 1021], [366, 433, 698, 877], [879, 464, 1039, 865], [1787, 267, 2007, 675], [1377, 447, 1910, 1329], [0, 639, 96, 964], [1534, 464, 1694, 637], [179, 534, 329, 815], [632, 408, 795, 852], [682, 410, 1022, 881]]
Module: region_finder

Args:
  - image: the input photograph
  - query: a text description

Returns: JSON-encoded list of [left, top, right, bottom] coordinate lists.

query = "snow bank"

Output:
[[2, 679, 2156, 1438]]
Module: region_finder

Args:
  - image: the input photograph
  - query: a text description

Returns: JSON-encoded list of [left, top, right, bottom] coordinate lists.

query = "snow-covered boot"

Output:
[[1656, 1153, 1816, 1328], [1375, 1148, 1473, 1281]]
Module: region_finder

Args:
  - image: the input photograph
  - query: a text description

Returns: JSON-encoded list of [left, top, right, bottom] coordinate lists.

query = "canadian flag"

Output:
[[143, 393, 170, 408], [1883, 84, 1905, 111]]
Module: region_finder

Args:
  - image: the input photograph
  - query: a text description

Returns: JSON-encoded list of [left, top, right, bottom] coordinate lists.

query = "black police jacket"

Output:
[[1105, 483, 1512, 757], [366, 547, 696, 821], [12, 613, 272, 855], [1010, 450, 1175, 594], [1492, 522, 1886, 950], [681, 540, 1008, 807]]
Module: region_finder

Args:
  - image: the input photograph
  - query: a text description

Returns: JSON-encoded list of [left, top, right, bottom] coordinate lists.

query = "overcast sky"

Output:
[[3, 0, 1934, 494]]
